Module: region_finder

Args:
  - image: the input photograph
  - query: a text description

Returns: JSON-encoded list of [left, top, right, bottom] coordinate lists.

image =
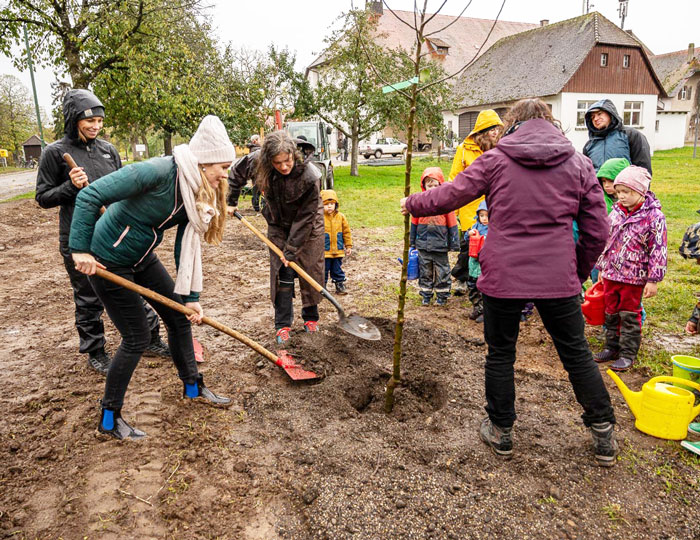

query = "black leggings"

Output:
[[274, 265, 319, 329], [89, 253, 198, 409]]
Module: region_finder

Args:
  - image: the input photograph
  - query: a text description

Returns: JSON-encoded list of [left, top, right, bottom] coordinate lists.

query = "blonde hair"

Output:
[[197, 169, 228, 245]]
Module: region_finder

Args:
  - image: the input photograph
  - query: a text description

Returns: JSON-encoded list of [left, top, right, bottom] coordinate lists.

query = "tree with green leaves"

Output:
[[311, 8, 397, 176], [0, 74, 36, 162]]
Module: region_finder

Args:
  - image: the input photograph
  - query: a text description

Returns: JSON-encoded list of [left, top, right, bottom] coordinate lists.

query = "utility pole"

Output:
[[23, 23, 45, 148], [618, 0, 629, 30]]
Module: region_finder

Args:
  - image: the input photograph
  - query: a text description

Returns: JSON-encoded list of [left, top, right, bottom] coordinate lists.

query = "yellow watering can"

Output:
[[607, 370, 700, 440]]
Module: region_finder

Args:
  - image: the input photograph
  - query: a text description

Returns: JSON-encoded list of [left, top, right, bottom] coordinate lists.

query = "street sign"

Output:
[[0, 149, 8, 158]]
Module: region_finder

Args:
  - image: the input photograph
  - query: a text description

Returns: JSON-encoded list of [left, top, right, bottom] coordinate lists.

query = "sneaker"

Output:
[[688, 422, 700, 441], [479, 418, 513, 458], [610, 357, 634, 372], [590, 422, 619, 467], [275, 327, 291, 344], [303, 321, 319, 333], [594, 349, 619, 363], [681, 440, 700, 456], [452, 280, 467, 296], [475, 313, 484, 323], [335, 281, 347, 295], [144, 334, 171, 358], [87, 349, 111, 375], [98, 408, 146, 440], [421, 297, 431, 306], [183, 374, 231, 407]]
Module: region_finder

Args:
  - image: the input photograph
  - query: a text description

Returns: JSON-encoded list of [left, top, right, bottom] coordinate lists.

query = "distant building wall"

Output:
[[655, 111, 688, 150]]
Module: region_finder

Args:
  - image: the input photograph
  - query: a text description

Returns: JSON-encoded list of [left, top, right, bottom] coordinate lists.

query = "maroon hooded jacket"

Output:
[[405, 118, 608, 299]]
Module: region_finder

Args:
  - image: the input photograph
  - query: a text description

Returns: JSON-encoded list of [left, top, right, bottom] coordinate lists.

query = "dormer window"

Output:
[[427, 38, 450, 57], [436, 46, 448, 55]]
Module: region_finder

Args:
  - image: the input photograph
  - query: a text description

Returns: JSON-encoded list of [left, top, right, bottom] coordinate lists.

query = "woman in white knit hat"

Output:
[[69, 115, 235, 440]]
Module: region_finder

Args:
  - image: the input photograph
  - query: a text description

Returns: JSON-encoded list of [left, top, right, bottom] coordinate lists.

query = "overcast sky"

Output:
[[1, 0, 698, 122]]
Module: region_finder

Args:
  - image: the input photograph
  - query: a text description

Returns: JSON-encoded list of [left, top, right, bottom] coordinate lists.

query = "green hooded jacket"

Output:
[[596, 157, 630, 213]]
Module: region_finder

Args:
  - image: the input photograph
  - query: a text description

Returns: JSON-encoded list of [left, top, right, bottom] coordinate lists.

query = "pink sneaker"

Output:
[[275, 327, 291, 345], [303, 321, 319, 333]]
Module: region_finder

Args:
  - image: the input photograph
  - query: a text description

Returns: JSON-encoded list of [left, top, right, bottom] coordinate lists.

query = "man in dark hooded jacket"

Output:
[[582, 99, 652, 174], [35, 89, 169, 374]]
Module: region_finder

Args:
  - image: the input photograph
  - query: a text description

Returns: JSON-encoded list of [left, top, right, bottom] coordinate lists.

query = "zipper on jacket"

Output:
[[113, 225, 130, 247], [135, 172, 182, 267]]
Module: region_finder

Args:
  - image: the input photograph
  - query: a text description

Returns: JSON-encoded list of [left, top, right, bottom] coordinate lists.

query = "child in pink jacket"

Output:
[[594, 166, 667, 371]]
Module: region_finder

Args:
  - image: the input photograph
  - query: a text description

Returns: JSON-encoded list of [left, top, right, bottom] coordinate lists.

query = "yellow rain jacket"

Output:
[[448, 109, 503, 232], [321, 189, 352, 258]]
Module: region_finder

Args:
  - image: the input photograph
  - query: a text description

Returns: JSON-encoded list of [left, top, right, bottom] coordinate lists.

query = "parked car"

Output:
[[361, 137, 407, 159]]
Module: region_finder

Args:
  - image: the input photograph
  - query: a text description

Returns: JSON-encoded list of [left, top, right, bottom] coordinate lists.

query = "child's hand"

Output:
[[468, 229, 477, 237], [685, 320, 698, 335], [400, 197, 410, 215], [345, 247, 352, 256], [643, 282, 658, 298]]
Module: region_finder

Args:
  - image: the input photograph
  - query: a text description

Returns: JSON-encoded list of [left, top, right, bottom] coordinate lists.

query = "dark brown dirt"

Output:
[[1, 199, 699, 539]]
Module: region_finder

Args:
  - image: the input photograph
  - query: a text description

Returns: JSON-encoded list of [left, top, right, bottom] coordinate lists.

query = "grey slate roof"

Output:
[[650, 48, 700, 96], [454, 12, 648, 108]]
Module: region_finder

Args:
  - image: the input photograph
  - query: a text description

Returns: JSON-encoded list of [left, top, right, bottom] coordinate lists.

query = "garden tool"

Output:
[[607, 370, 700, 440], [93, 268, 319, 381], [233, 210, 381, 341], [581, 280, 605, 326]]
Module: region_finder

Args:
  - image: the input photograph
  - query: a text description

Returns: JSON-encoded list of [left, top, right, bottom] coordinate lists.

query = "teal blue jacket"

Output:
[[69, 156, 199, 302]]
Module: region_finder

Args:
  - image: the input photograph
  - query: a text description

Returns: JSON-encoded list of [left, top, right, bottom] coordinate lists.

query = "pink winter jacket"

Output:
[[596, 192, 667, 285]]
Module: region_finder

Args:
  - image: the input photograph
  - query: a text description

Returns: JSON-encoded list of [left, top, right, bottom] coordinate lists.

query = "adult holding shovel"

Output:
[[248, 131, 325, 345], [35, 89, 169, 375], [70, 115, 234, 440], [401, 99, 618, 467]]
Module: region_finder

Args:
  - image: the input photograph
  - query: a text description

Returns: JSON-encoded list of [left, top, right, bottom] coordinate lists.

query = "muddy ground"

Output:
[[1, 198, 699, 539]]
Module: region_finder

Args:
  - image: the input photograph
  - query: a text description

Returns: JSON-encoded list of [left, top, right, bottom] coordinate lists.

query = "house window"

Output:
[[436, 46, 449, 55], [600, 53, 608, 67], [681, 86, 693, 100], [623, 55, 630, 68], [577, 100, 598, 126], [655, 120, 660, 132], [623, 101, 643, 127]]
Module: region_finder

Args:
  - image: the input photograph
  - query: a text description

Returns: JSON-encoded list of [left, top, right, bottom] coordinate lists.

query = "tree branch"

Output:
[[424, 1, 473, 38], [381, 1, 417, 32]]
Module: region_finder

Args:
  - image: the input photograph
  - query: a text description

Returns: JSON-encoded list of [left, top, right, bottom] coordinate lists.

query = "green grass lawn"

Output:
[[334, 147, 700, 373]]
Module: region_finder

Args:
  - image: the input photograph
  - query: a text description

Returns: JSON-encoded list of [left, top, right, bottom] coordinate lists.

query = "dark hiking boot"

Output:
[[436, 296, 448, 307], [183, 374, 231, 407], [421, 296, 431, 306], [98, 408, 146, 440], [594, 348, 619, 363], [590, 422, 618, 467], [144, 333, 171, 358], [475, 313, 484, 323], [87, 349, 111, 375], [610, 356, 634, 371], [479, 418, 513, 458], [335, 281, 348, 295]]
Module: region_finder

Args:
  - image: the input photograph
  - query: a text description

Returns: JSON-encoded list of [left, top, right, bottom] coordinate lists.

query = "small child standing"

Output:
[[679, 214, 700, 334], [321, 189, 352, 294], [467, 200, 488, 322], [410, 167, 459, 306], [596, 157, 628, 213], [594, 166, 667, 371]]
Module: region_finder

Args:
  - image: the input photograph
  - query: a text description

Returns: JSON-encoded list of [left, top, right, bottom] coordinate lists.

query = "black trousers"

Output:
[[274, 265, 319, 329], [60, 240, 159, 354], [482, 294, 615, 428], [450, 233, 470, 282], [89, 253, 197, 410]]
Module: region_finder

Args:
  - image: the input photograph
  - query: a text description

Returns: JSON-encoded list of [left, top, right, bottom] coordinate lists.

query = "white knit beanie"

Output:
[[188, 115, 236, 164]]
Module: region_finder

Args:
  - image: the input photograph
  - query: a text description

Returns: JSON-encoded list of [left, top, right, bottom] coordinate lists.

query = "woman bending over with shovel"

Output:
[[256, 131, 325, 345], [69, 115, 234, 440]]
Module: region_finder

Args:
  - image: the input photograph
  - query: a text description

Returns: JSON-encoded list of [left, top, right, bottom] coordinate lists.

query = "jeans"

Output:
[[325, 257, 345, 285], [418, 249, 451, 302], [89, 252, 198, 409], [274, 265, 319, 329], [482, 294, 615, 428]]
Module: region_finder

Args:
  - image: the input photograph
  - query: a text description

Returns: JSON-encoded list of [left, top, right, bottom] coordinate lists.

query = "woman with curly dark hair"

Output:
[[256, 131, 325, 345]]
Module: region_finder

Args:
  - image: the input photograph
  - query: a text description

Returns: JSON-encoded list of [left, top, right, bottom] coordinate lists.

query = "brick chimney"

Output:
[[688, 43, 696, 63], [540, 19, 549, 27], [366, 0, 383, 15]]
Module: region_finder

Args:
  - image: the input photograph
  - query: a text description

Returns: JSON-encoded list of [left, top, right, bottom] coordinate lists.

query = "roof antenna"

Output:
[[618, 0, 629, 29]]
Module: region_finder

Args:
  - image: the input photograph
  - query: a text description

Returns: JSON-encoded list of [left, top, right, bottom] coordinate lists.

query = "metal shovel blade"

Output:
[[339, 314, 382, 341], [275, 351, 320, 381]]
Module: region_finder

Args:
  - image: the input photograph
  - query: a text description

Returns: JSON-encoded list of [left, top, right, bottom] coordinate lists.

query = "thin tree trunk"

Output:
[[350, 116, 359, 177], [141, 135, 150, 159], [163, 131, 173, 156]]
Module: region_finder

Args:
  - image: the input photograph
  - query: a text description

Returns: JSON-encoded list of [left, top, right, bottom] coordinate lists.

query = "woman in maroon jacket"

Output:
[[401, 99, 618, 467]]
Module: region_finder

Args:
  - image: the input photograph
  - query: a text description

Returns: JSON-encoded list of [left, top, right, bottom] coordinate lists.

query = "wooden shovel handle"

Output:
[[233, 211, 323, 294], [94, 267, 279, 363]]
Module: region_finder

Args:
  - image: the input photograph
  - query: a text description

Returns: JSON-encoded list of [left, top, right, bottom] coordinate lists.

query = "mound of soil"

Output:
[[1, 199, 698, 539]]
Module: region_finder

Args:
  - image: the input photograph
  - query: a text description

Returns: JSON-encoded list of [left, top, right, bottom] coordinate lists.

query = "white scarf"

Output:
[[172, 144, 218, 297]]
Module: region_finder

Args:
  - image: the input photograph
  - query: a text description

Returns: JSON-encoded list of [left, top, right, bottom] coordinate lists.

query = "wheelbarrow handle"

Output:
[[232, 211, 345, 315], [93, 267, 280, 364]]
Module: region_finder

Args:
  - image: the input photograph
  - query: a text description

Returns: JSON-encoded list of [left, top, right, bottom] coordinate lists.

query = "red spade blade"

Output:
[[275, 350, 319, 380], [193, 337, 204, 363]]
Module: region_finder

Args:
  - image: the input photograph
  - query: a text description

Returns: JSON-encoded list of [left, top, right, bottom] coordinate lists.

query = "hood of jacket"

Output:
[[496, 118, 575, 169], [597, 157, 630, 180], [321, 189, 339, 207], [468, 109, 503, 138], [63, 89, 104, 140], [420, 166, 445, 191], [584, 99, 624, 137]]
